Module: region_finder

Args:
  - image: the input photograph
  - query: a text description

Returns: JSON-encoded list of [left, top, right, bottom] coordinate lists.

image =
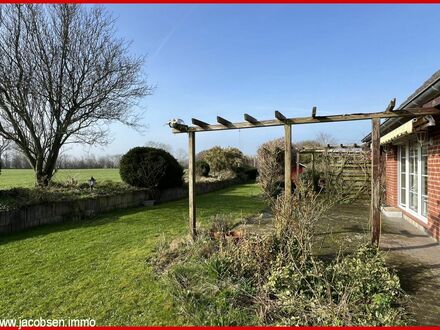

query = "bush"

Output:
[[234, 165, 258, 181], [195, 160, 210, 177], [198, 146, 245, 173], [119, 147, 183, 190], [150, 182, 408, 326], [257, 138, 297, 202]]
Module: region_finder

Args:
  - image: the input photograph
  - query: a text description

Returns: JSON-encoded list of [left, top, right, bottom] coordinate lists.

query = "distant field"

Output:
[[0, 169, 121, 189]]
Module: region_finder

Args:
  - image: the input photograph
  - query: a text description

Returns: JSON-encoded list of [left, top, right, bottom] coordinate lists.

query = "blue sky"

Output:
[[71, 4, 440, 158]]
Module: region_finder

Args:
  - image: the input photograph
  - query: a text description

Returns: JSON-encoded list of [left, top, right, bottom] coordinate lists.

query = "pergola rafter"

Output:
[[173, 107, 439, 133], [170, 101, 440, 245]]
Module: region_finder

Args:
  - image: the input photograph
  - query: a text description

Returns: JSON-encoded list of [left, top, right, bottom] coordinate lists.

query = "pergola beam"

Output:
[[244, 113, 259, 124], [174, 107, 440, 133], [275, 110, 287, 121], [192, 118, 209, 129], [385, 98, 396, 112], [217, 116, 233, 127]]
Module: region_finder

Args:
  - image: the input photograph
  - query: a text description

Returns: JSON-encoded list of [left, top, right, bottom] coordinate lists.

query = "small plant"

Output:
[[195, 160, 210, 177], [119, 147, 183, 190]]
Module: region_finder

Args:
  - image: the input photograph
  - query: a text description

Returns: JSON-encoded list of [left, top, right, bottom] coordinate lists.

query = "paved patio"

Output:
[[241, 201, 440, 325], [317, 202, 440, 325], [381, 215, 440, 325]]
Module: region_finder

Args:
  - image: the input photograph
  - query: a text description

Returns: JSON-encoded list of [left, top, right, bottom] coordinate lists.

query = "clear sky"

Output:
[[70, 4, 440, 158]]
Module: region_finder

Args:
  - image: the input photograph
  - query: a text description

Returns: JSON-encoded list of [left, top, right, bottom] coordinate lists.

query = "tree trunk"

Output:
[[36, 170, 52, 187]]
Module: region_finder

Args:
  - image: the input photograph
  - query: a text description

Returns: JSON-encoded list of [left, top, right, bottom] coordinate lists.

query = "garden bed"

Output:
[[0, 177, 252, 235]]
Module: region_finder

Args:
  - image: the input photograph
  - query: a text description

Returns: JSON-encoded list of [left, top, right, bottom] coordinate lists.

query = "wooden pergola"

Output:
[[171, 100, 440, 245]]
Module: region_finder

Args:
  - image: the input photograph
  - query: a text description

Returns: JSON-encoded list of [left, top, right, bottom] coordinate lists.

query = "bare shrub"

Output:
[[150, 179, 407, 326], [273, 179, 340, 260], [257, 138, 297, 202]]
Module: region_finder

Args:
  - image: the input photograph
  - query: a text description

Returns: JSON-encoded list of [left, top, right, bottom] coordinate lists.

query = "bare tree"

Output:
[[0, 5, 151, 186], [145, 141, 173, 153], [315, 132, 336, 146], [0, 137, 11, 174]]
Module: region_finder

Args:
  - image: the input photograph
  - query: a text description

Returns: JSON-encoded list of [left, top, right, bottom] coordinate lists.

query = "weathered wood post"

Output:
[[296, 151, 300, 178], [188, 131, 196, 240], [284, 124, 292, 199], [371, 118, 381, 246]]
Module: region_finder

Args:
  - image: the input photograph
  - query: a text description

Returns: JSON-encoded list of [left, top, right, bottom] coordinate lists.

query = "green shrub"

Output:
[[235, 166, 258, 181], [196, 160, 210, 177], [198, 146, 245, 173], [119, 147, 183, 190]]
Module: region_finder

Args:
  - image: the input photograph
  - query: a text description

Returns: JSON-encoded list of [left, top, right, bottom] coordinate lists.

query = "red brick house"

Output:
[[362, 70, 440, 241]]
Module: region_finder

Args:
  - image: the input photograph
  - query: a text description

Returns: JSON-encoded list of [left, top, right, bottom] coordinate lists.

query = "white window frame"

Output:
[[398, 142, 428, 223]]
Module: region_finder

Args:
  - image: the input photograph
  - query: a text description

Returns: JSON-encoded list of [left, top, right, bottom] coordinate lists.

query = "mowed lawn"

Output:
[[0, 183, 265, 325], [0, 169, 121, 189]]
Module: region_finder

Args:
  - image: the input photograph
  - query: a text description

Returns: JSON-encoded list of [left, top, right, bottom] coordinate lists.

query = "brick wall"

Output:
[[384, 146, 398, 207], [427, 128, 440, 240]]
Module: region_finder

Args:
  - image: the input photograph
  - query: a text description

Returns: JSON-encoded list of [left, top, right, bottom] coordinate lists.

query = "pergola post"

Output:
[[284, 124, 292, 199], [188, 131, 196, 240], [371, 118, 381, 246]]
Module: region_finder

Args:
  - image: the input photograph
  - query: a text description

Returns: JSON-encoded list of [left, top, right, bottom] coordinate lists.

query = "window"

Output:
[[398, 142, 428, 222]]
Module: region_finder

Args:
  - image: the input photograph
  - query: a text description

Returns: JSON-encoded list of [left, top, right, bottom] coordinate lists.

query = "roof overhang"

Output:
[[380, 120, 414, 144], [380, 116, 436, 145]]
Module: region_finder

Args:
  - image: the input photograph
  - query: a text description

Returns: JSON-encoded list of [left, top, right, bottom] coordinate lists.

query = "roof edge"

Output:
[[362, 70, 440, 143]]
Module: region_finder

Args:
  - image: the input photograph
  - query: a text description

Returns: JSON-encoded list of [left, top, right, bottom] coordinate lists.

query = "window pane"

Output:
[[409, 189, 418, 211], [401, 188, 406, 205], [399, 146, 407, 207], [422, 145, 428, 175], [422, 196, 428, 217], [409, 145, 417, 173], [423, 175, 428, 196], [401, 174, 406, 188]]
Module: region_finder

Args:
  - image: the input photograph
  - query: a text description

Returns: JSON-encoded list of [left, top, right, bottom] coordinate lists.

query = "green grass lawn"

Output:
[[0, 183, 265, 325], [0, 169, 121, 189]]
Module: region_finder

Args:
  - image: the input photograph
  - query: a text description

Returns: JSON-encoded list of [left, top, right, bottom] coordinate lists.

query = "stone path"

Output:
[[381, 215, 440, 325]]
